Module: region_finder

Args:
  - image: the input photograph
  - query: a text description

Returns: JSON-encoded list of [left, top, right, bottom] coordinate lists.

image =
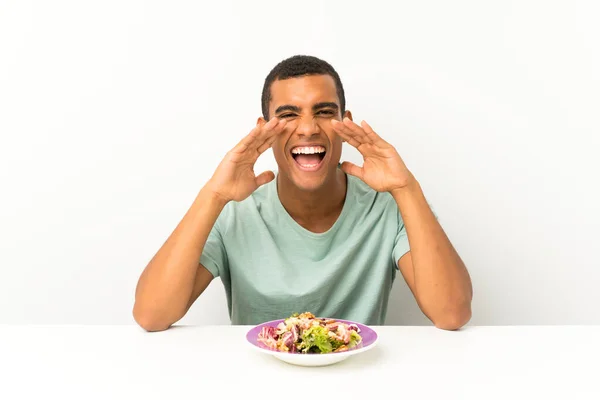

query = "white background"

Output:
[[1, 0, 598, 326]]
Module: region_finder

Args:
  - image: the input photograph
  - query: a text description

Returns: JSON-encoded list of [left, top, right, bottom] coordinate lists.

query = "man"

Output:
[[133, 55, 473, 331]]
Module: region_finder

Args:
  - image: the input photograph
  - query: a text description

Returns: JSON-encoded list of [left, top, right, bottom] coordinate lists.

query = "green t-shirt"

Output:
[[200, 173, 411, 326]]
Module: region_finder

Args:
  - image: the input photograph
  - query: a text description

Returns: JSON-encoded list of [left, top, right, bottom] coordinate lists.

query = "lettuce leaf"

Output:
[[299, 325, 333, 354], [348, 330, 362, 349]]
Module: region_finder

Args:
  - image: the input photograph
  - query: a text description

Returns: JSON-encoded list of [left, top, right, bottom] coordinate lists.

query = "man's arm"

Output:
[[133, 117, 289, 332], [133, 188, 225, 332], [331, 117, 473, 330], [392, 180, 472, 330]]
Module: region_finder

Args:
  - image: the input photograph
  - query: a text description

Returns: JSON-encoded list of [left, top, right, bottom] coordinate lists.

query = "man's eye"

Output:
[[280, 114, 296, 119], [317, 110, 335, 116]]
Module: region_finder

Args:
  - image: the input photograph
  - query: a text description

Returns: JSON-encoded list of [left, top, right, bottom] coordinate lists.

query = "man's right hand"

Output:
[[206, 117, 288, 203]]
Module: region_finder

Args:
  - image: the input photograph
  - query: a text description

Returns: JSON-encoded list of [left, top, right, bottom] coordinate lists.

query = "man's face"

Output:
[[265, 74, 349, 192]]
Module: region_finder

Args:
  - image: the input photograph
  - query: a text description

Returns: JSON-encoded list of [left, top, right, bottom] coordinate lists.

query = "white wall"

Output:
[[1, 0, 599, 326]]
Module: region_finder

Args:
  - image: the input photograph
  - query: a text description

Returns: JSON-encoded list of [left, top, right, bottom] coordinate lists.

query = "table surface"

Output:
[[1, 325, 599, 399]]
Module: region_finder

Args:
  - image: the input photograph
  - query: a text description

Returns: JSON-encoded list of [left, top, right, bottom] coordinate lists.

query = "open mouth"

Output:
[[290, 145, 327, 172]]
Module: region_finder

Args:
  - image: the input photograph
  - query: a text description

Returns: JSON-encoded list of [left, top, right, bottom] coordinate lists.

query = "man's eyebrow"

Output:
[[312, 102, 339, 111], [274, 105, 301, 114]]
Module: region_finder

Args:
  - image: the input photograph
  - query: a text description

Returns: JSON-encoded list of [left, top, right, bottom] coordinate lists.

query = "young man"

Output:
[[133, 55, 473, 331]]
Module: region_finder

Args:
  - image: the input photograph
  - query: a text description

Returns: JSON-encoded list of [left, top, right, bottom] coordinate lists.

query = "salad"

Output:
[[257, 312, 362, 354]]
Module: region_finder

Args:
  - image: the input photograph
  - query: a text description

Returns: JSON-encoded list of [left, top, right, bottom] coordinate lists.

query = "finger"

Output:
[[343, 117, 373, 144], [360, 120, 387, 146], [257, 117, 287, 142], [256, 140, 273, 154], [334, 127, 362, 149], [256, 119, 293, 155], [233, 125, 262, 153], [340, 161, 364, 179], [334, 117, 367, 144], [232, 118, 284, 154], [331, 119, 366, 144], [255, 118, 288, 152], [255, 170, 275, 187]]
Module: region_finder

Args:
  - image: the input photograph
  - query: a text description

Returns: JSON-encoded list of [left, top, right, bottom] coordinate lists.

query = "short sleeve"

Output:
[[392, 201, 438, 268], [392, 210, 411, 267], [199, 218, 228, 279]]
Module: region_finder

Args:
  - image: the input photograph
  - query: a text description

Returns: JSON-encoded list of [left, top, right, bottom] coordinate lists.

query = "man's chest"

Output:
[[223, 231, 398, 325], [225, 224, 396, 291]]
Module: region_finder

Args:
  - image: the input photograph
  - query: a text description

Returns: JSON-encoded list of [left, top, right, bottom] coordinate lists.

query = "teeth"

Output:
[[299, 164, 318, 168], [291, 146, 326, 154]]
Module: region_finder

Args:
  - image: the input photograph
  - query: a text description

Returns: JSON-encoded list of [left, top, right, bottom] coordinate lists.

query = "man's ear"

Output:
[[256, 117, 267, 126]]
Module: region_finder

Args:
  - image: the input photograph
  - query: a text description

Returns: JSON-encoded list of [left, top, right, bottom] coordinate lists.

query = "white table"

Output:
[[1, 325, 598, 399]]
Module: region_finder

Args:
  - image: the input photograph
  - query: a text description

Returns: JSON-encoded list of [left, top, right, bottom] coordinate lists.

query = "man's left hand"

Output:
[[331, 118, 415, 193]]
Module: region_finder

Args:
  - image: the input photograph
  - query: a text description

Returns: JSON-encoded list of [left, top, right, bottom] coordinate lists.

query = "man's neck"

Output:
[[277, 168, 347, 233]]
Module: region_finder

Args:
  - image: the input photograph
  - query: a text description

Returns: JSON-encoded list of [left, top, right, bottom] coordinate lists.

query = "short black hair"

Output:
[[261, 55, 346, 119]]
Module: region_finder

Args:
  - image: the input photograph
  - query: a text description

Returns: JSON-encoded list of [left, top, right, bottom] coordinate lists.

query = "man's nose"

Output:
[[294, 115, 321, 137]]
